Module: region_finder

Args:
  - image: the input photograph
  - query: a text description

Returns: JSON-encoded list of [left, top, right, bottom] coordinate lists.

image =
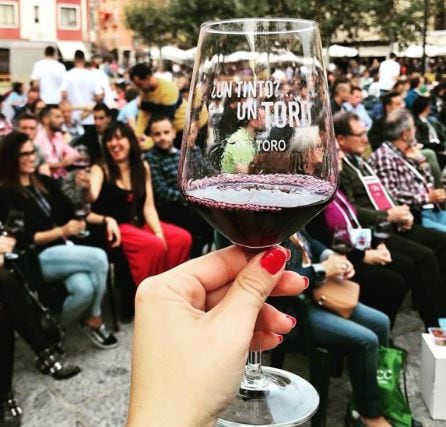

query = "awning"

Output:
[[57, 41, 89, 61], [328, 44, 358, 58], [357, 45, 390, 58]]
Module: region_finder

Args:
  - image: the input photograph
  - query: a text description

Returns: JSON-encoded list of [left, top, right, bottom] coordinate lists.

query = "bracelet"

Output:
[[102, 216, 108, 225]]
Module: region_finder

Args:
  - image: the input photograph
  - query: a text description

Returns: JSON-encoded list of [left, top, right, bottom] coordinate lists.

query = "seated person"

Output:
[[144, 115, 213, 257], [0, 131, 119, 349], [72, 102, 113, 165], [16, 113, 51, 176], [90, 122, 192, 286], [0, 235, 80, 426], [412, 95, 446, 153], [34, 105, 78, 180], [59, 99, 84, 143], [307, 143, 409, 327], [282, 231, 391, 427], [370, 109, 446, 233]]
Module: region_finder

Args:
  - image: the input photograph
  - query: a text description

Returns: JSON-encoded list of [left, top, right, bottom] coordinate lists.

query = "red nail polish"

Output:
[[286, 315, 297, 328], [260, 248, 287, 275], [285, 248, 291, 261], [303, 276, 309, 289], [277, 334, 283, 344]]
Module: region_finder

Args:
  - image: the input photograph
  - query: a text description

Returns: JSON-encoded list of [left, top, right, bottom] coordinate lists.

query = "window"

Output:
[[0, 2, 18, 28], [58, 5, 80, 30]]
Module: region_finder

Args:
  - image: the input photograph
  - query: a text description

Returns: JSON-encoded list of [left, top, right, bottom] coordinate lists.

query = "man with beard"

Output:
[[34, 105, 78, 179], [334, 110, 446, 328]]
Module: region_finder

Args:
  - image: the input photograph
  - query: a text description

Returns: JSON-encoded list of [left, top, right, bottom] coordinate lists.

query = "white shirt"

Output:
[[92, 68, 115, 108], [378, 59, 400, 91], [61, 67, 103, 125], [31, 58, 66, 104]]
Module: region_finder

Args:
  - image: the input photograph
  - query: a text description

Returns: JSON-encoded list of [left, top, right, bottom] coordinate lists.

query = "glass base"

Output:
[[216, 367, 319, 426]]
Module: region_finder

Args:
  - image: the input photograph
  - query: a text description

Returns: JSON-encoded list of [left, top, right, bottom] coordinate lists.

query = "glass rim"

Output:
[[200, 17, 318, 35]]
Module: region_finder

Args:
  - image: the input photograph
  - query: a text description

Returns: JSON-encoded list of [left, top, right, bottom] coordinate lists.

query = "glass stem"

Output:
[[240, 331, 268, 393]]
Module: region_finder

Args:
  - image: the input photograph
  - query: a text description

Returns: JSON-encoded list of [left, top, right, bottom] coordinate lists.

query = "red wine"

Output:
[[373, 231, 391, 241], [332, 243, 352, 255], [182, 174, 336, 249]]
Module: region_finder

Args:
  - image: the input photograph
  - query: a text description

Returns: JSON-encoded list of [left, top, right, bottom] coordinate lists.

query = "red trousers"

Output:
[[119, 222, 192, 286]]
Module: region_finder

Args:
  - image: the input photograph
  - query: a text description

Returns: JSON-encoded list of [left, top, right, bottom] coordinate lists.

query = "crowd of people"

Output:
[[1, 44, 446, 426]]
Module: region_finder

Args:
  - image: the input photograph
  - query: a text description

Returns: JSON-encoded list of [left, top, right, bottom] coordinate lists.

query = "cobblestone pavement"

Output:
[[12, 298, 446, 426]]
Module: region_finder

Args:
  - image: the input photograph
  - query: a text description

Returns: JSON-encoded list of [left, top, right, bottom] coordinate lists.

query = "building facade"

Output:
[[0, 0, 91, 81]]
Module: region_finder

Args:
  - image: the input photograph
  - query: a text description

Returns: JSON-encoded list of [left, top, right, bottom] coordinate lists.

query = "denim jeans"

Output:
[[307, 303, 390, 418], [421, 209, 446, 233], [39, 245, 108, 324]]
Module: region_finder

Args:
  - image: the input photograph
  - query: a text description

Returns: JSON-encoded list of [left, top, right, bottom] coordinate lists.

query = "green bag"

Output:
[[377, 346, 412, 427], [348, 346, 413, 426]]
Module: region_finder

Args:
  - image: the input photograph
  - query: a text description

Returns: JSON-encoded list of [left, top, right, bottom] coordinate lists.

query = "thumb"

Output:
[[212, 247, 288, 331]]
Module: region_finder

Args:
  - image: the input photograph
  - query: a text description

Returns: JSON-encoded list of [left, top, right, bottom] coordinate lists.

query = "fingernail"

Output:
[[277, 334, 283, 344], [285, 248, 291, 261], [303, 276, 309, 289], [286, 315, 297, 328], [260, 248, 287, 275]]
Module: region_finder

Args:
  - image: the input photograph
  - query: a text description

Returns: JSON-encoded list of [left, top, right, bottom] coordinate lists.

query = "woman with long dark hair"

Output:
[[90, 121, 192, 286], [0, 131, 119, 349]]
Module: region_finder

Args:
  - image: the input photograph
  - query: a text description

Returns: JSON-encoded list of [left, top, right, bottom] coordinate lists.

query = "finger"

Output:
[[249, 330, 284, 351], [210, 247, 291, 333], [162, 246, 250, 292], [255, 303, 296, 335], [205, 270, 307, 310]]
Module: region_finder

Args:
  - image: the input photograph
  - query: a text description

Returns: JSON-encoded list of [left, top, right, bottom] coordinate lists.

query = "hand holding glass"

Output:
[[178, 18, 337, 426]]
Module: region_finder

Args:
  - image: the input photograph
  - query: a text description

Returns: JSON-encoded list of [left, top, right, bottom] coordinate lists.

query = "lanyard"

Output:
[[26, 186, 52, 219], [333, 192, 361, 228], [343, 155, 395, 209]]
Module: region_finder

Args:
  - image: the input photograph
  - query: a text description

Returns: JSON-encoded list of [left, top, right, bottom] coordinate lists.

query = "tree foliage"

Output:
[[125, 0, 427, 49]]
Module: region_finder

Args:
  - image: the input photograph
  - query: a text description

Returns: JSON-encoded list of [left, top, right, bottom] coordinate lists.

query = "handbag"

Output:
[[348, 346, 413, 427], [376, 346, 412, 427], [312, 277, 360, 319]]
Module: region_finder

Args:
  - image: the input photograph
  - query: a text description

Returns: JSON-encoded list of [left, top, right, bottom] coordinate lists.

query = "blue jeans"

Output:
[[421, 209, 446, 233], [39, 245, 108, 324], [307, 303, 390, 418]]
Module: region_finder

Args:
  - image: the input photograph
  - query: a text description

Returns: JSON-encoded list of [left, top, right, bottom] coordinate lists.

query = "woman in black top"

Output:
[[0, 132, 119, 349]]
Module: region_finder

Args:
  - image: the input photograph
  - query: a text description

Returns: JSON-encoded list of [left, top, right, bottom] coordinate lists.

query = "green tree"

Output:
[[125, 0, 426, 49]]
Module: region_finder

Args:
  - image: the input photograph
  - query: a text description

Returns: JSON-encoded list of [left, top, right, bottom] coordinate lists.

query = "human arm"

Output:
[[0, 236, 16, 268], [127, 245, 306, 427], [89, 164, 105, 202], [363, 243, 392, 265], [33, 220, 85, 245], [86, 212, 121, 247]]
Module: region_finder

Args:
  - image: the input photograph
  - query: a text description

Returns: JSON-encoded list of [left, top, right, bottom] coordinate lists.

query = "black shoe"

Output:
[[412, 420, 423, 427], [35, 348, 81, 380], [0, 392, 22, 427], [81, 323, 118, 349]]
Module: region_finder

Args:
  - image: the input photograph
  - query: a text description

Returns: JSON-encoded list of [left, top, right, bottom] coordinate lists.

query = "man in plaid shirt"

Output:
[[370, 109, 446, 233], [144, 116, 213, 257]]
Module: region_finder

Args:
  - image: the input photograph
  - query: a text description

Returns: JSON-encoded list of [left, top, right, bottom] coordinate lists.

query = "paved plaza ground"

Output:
[[12, 296, 446, 426]]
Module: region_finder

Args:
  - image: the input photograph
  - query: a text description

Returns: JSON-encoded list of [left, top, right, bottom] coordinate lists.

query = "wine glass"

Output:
[[331, 226, 353, 256], [0, 210, 25, 260], [73, 144, 91, 169], [373, 220, 392, 245], [73, 202, 91, 238], [178, 18, 337, 426]]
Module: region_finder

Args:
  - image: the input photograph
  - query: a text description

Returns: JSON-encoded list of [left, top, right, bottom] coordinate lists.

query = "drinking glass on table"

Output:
[[178, 18, 337, 426]]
